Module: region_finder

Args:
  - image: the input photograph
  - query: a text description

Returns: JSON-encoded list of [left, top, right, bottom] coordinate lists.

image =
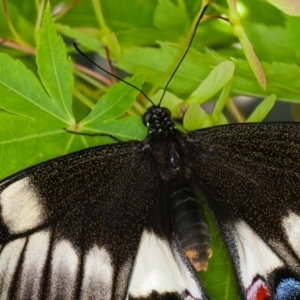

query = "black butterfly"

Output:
[[1, 6, 300, 300], [1, 103, 300, 299]]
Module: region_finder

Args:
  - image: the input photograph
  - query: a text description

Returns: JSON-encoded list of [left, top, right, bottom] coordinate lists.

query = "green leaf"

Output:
[[234, 59, 300, 102], [246, 94, 276, 122], [238, 0, 285, 25], [286, 15, 300, 64], [236, 30, 267, 90], [55, 24, 102, 53], [116, 43, 218, 96], [154, 0, 189, 32], [37, 3, 74, 123], [0, 1, 35, 45], [101, 30, 121, 58], [57, 0, 162, 46], [183, 103, 213, 130], [187, 61, 235, 104], [0, 48, 144, 178], [89, 116, 147, 141], [116, 43, 300, 102], [212, 79, 232, 124], [0, 53, 66, 178], [80, 74, 145, 131], [0, 5, 146, 178], [265, 0, 300, 16], [243, 22, 296, 64], [199, 204, 240, 300], [0, 54, 61, 121]]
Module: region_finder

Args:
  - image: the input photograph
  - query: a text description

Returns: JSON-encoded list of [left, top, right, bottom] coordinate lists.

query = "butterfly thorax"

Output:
[[142, 107, 193, 187], [142, 106, 187, 180]]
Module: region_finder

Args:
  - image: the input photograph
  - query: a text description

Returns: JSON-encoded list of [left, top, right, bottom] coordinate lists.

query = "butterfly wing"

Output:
[[188, 123, 300, 299], [0, 141, 204, 300]]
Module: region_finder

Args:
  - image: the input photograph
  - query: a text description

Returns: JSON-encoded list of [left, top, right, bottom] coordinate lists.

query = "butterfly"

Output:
[[1, 5, 300, 300], [2, 106, 300, 300]]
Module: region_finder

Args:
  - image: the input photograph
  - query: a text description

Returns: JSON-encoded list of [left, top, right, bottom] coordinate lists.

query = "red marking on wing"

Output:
[[247, 277, 271, 300]]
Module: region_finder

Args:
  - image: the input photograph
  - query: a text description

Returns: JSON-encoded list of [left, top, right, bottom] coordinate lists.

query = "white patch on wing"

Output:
[[18, 230, 50, 298], [0, 238, 26, 296], [128, 230, 203, 299], [81, 245, 113, 299], [268, 239, 300, 273], [49, 240, 79, 298], [116, 259, 132, 299], [282, 212, 300, 259], [0, 177, 45, 234], [235, 221, 283, 288]]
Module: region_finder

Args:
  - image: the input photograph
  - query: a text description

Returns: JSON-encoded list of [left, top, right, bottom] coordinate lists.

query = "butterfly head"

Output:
[[142, 106, 176, 136]]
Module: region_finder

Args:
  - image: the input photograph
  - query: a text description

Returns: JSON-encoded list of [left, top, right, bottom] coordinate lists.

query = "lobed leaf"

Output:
[[37, 3, 74, 123]]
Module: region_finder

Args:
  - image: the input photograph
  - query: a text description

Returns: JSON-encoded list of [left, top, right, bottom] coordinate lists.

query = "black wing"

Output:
[[188, 122, 300, 299], [0, 141, 204, 300]]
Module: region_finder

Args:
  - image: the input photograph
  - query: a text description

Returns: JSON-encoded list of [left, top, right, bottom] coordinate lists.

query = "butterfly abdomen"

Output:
[[170, 182, 212, 272]]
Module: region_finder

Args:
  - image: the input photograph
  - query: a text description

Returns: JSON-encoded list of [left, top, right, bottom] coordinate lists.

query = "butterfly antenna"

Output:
[[73, 43, 155, 105], [158, 5, 208, 106]]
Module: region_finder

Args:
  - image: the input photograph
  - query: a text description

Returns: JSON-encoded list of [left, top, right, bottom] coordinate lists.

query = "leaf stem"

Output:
[[74, 63, 112, 86], [149, 4, 208, 99], [73, 89, 95, 109], [34, 0, 46, 42], [91, 0, 107, 30], [2, 0, 26, 45], [0, 39, 35, 54], [227, 98, 245, 122]]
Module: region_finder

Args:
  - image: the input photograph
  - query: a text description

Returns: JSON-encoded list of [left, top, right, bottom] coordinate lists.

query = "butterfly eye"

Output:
[[142, 110, 152, 126]]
